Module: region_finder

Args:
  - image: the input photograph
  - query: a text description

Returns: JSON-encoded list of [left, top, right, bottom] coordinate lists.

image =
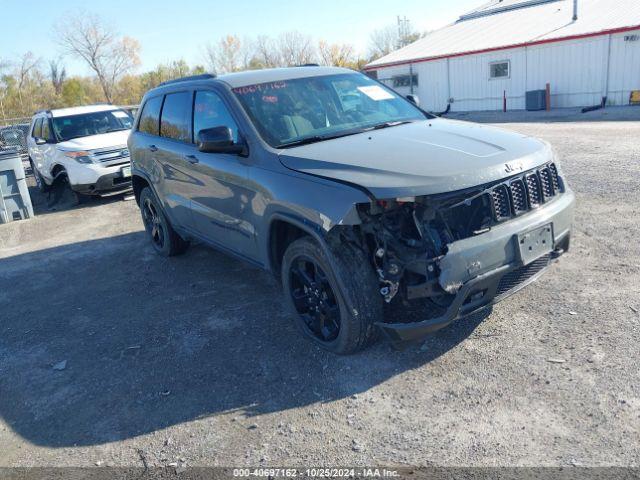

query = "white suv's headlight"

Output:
[[62, 150, 93, 164]]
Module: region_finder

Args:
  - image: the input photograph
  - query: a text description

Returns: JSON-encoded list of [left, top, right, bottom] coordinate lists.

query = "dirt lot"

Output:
[[1, 113, 639, 468]]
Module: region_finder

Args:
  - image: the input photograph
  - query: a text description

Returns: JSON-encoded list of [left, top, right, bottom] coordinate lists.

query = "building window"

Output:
[[392, 74, 418, 88], [489, 61, 510, 79]]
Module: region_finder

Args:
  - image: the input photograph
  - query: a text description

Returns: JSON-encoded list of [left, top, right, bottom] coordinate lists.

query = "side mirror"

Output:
[[197, 126, 244, 155], [35, 137, 47, 145], [406, 94, 420, 107]]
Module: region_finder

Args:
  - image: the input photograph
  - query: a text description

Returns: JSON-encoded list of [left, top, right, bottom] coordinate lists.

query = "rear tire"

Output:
[[281, 236, 382, 354], [139, 187, 189, 257]]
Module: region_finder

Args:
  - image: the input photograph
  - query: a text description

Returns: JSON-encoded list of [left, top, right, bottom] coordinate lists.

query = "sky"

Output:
[[1, 0, 482, 75]]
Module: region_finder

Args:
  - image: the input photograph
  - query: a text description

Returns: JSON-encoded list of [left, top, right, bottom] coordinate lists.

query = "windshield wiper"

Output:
[[276, 129, 365, 148], [276, 121, 414, 148], [365, 120, 414, 131], [105, 128, 128, 133]]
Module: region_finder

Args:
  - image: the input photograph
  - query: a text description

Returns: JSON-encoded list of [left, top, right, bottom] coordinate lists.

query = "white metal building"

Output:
[[364, 0, 640, 112]]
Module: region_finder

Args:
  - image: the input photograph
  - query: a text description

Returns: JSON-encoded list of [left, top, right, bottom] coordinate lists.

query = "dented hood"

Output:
[[278, 118, 553, 198]]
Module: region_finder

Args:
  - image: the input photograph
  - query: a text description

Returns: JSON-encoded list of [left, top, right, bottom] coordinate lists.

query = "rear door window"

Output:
[[160, 92, 193, 143], [193, 91, 239, 143], [138, 96, 164, 136]]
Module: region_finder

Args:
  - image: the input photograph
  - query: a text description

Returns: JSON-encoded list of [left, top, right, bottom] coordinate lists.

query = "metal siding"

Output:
[[372, 26, 640, 112], [413, 60, 450, 112], [526, 36, 608, 108], [607, 29, 640, 105], [376, 65, 411, 91], [449, 49, 527, 112], [368, 0, 640, 69]]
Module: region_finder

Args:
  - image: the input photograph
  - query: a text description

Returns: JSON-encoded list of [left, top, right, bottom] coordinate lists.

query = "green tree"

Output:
[[61, 78, 87, 107]]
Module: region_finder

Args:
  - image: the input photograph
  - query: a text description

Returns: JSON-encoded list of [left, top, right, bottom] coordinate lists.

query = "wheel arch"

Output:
[[268, 214, 317, 277], [131, 170, 183, 237], [132, 174, 151, 205], [267, 212, 360, 318], [50, 163, 67, 179]]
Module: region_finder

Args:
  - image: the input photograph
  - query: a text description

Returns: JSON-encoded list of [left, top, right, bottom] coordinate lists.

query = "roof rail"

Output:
[[159, 73, 217, 87]]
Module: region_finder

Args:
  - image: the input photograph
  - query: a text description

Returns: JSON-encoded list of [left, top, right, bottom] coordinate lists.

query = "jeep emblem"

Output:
[[505, 161, 524, 173]]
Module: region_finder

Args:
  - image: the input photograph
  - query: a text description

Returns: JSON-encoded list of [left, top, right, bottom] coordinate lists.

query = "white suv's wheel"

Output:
[[30, 159, 49, 193]]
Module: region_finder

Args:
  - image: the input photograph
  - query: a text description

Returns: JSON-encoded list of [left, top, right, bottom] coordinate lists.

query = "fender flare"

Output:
[[131, 167, 156, 203], [131, 168, 182, 232], [51, 165, 68, 184], [268, 212, 360, 317]]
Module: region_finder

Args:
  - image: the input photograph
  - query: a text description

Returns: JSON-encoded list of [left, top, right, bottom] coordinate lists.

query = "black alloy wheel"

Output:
[[289, 256, 341, 342]]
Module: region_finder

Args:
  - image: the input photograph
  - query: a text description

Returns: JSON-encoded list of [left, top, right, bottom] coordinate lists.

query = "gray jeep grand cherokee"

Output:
[[129, 66, 575, 354]]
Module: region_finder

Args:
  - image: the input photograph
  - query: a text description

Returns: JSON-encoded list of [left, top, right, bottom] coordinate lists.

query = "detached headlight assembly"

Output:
[[62, 150, 93, 164]]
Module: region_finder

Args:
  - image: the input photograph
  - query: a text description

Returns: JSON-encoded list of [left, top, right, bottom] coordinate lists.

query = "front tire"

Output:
[[30, 159, 49, 193], [139, 187, 189, 257], [281, 237, 382, 354]]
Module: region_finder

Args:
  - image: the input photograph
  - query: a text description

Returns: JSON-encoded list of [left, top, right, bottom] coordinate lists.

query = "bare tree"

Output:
[[254, 35, 282, 68], [17, 52, 40, 90], [49, 58, 67, 95], [204, 35, 244, 74], [368, 21, 424, 60], [55, 12, 140, 103], [277, 31, 316, 66], [0, 59, 9, 119], [368, 26, 399, 60], [318, 41, 355, 67]]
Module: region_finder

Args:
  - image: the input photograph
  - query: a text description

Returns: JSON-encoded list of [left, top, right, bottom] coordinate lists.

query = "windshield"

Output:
[[232, 73, 428, 148], [52, 109, 133, 142]]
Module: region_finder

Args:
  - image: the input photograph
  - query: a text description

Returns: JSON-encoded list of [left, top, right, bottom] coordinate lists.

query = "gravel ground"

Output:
[[0, 113, 639, 468]]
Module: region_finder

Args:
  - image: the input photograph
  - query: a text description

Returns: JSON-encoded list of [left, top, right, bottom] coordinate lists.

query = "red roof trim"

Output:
[[363, 25, 640, 71]]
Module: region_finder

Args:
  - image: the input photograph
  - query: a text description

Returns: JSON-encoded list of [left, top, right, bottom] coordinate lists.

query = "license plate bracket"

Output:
[[121, 165, 132, 178], [517, 223, 554, 265]]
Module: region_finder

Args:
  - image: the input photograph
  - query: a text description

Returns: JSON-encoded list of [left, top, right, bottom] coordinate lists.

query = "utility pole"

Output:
[[397, 16, 412, 48]]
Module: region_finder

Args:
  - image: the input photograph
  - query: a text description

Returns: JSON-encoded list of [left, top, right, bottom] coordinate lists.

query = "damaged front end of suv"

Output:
[[332, 161, 574, 345]]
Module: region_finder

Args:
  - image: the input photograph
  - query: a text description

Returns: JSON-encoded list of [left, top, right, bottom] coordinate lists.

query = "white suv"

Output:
[[27, 105, 133, 197]]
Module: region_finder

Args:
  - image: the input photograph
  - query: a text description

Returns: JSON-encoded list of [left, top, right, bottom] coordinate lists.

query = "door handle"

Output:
[[184, 155, 199, 164], [148, 145, 158, 152]]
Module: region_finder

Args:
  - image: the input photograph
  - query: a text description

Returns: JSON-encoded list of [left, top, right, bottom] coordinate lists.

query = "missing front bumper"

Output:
[[377, 238, 568, 346]]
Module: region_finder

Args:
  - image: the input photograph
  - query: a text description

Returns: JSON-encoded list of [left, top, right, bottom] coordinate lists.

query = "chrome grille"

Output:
[[90, 146, 130, 163], [489, 163, 562, 223]]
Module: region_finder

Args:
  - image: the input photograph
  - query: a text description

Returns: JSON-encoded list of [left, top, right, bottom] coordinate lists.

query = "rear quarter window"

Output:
[[138, 96, 164, 136]]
